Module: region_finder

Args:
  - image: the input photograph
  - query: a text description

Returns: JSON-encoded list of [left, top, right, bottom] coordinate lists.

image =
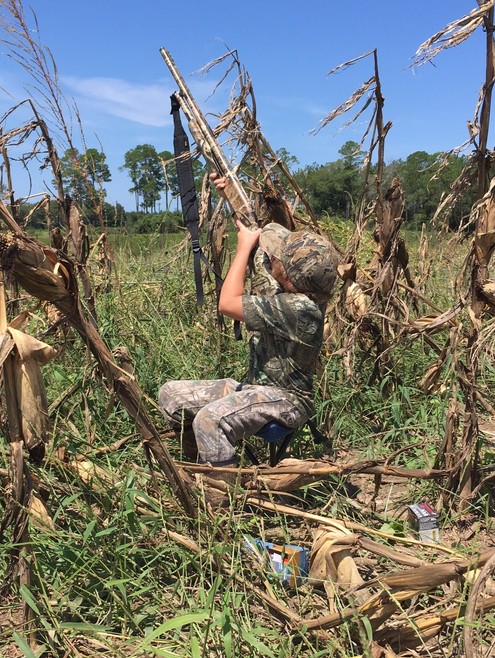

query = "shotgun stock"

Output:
[[160, 47, 258, 229]]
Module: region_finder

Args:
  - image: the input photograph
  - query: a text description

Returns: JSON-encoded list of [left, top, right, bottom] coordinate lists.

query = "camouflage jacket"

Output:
[[242, 287, 326, 415]]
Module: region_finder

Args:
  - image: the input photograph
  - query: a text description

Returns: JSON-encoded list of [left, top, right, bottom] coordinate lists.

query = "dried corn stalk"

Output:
[[456, 173, 495, 508], [66, 201, 96, 319], [376, 596, 495, 651], [309, 527, 368, 605], [8, 327, 56, 460], [419, 349, 448, 394], [316, 50, 413, 387], [371, 177, 406, 296], [0, 270, 34, 622], [407, 303, 463, 335], [464, 552, 495, 656], [28, 493, 55, 532], [343, 281, 368, 320], [68, 459, 117, 488], [302, 546, 495, 643], [414, 2, 495, 67], [187, 457, 449, 493], [478, 278, 495, 307], [0, 227, 196, 517], [247, 457, 321, 491]]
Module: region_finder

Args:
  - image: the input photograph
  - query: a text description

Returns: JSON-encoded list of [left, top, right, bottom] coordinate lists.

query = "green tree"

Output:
[[294, 162, 341, 216], [158, 150, 177, 210], [337, 141, 366, 219], [338, 140, 365, 170], [387, 151, 474, 228], [294, 141, 365, 219], [58, 147, 111, 208], [121, 144, 165, 213], [158, 150, 206, 211], [397, 151, 437, 223], [276, 147, 299, 171]]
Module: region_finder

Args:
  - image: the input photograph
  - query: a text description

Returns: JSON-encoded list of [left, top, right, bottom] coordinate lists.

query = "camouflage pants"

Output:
[[158, 378, 306, 463]]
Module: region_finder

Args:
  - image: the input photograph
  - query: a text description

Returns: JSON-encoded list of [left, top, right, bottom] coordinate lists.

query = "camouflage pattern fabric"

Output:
[[249, 247, 283, 296], [242, 291, 325, 415], [158, 229, 331, 464], [158, 378, 306, 463], [259, 222, 338, 299]]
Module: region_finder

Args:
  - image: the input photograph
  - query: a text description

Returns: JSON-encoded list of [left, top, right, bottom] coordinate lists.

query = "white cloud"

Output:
[[61, 75, 173, 127], [61, 75, 224, 130]]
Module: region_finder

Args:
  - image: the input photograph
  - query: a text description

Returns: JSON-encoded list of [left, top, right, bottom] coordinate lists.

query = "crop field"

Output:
[[0, 223, 494, 658], [1, 2, 495, 656]]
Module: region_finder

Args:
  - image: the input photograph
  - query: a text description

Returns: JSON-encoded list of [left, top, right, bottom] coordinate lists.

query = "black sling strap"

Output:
[[171, 93, 222, 305], [170, 94, 242, 339], [307, 418, 331, 446]]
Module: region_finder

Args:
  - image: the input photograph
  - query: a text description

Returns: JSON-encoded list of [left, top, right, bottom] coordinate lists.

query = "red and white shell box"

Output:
[[407, 502, 440, 543]]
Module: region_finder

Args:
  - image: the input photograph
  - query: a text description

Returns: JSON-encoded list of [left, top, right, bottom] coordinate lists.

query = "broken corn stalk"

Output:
[[8, 327, 56, 456]]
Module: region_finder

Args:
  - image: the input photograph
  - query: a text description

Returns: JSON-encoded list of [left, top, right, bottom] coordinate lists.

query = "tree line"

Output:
[[291, 141, 474, 230], [20, 141, 474, 233]]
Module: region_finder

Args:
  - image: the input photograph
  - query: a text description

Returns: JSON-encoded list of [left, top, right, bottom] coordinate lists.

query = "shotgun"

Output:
[[160, 47, 258, 229]]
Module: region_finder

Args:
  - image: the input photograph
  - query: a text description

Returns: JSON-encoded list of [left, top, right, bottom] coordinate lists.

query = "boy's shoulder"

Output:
[[245, 291, 324, 322]]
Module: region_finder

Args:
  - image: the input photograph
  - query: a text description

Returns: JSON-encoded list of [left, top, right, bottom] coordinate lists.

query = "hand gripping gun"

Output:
[[160, 47, 258, 229]]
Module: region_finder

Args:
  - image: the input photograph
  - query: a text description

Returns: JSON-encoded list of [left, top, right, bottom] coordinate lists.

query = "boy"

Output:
[[158, 174, 338, 474]]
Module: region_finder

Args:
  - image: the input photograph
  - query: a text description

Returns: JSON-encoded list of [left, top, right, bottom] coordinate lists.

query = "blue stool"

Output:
[[245, 421, 297, 467]]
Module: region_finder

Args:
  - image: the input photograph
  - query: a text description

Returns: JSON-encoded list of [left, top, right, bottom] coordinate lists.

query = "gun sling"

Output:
[[171, 94, 222, 305], [170, 94, 242, 340]]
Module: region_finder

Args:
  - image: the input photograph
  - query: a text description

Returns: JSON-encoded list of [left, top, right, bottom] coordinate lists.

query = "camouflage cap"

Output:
[[259, 223, 338, 299]]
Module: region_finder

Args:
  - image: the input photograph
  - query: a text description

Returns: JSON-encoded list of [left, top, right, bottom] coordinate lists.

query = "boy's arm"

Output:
[[210, 173, 262, 321], [218, 220, 262, 320]]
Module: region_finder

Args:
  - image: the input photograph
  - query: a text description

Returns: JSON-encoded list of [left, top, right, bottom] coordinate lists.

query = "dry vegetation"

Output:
[[0, 1, 495, 657]]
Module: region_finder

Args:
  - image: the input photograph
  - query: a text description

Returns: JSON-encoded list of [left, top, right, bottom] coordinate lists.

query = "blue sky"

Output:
[[0, 1, 488, 209]]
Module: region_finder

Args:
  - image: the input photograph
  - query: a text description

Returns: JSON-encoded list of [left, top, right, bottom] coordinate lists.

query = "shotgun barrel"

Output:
[[160, 47, 258, 228]]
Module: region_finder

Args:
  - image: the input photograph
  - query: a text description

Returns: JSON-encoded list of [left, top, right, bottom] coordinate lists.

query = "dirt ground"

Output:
[[0, 597, 28, 658]]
